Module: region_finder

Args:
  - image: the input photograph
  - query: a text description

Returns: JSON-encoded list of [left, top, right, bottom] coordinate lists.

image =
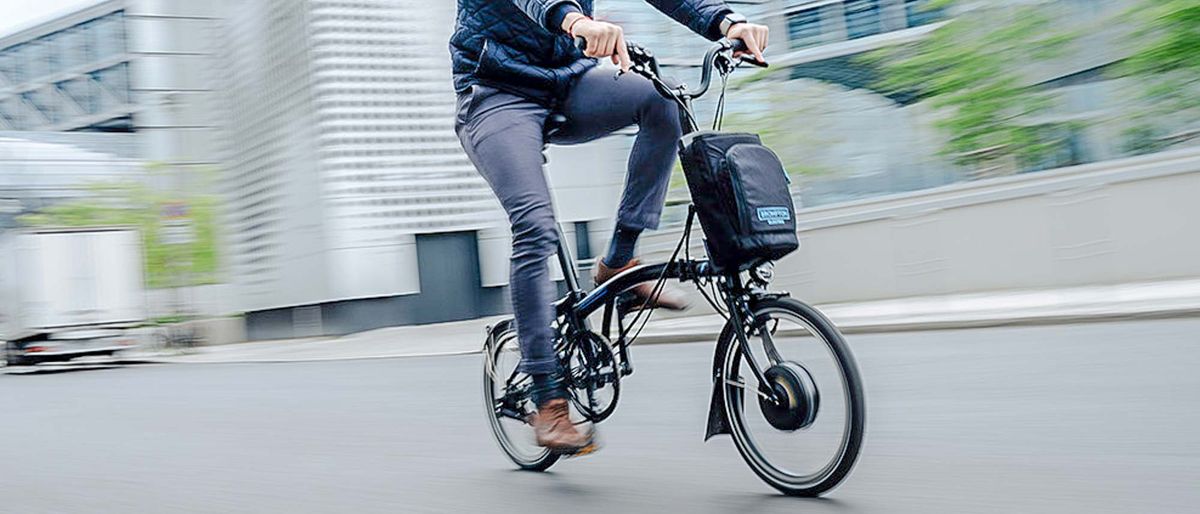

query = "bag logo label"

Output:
[[757, 207, 792, 225]]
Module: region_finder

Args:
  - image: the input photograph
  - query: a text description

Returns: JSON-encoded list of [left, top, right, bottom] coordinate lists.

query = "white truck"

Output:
[[1, 227, 147, 366]]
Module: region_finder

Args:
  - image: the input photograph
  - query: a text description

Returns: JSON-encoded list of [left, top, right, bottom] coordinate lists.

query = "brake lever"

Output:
[[739, 55, 769, 69]]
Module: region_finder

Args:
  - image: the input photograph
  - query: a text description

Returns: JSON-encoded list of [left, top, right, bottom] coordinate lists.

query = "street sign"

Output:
[[160, 202, 190, 220], [161, 220, 195, 245], [160, 201, 194, 245]]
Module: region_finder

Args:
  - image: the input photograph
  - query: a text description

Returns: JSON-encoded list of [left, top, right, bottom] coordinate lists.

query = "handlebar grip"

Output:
[[727, 38, 768, 68], [574, 36, 588, 52]]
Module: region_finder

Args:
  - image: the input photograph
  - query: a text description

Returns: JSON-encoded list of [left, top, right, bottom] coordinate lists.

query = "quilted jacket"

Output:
[[450, 0, 733, 102]]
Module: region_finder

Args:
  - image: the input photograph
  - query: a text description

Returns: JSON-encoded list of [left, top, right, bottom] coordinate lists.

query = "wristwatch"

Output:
[[720, 13, 748, 36]]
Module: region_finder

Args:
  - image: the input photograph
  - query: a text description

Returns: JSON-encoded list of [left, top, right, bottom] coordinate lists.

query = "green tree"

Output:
[[1117, 0, 1200, 144], [867, 1, 1075, 169], [18, 166, 221, 288]]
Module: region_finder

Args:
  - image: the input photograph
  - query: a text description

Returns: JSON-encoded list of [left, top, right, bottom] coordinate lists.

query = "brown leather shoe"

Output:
[[530, 399, 597, 455], [594, 258, 691, 311]]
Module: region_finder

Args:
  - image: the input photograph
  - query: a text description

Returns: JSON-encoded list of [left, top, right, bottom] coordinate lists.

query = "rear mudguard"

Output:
[[485, 318, 515, 350], [704, 291, 788, 441]]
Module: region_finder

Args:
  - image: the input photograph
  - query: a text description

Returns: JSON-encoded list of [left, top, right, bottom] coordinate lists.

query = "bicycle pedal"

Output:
[[553, 429, 602, 458], [558, 440, 602, 458]]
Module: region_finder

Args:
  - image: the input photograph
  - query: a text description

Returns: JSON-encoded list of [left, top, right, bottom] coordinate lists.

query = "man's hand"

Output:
[[726, 22, 770, 64], [562, 13, 632, 73]]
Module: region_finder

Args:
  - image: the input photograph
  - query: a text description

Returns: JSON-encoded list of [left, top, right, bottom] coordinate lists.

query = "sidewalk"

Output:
[[128, 278, 1200, 365]]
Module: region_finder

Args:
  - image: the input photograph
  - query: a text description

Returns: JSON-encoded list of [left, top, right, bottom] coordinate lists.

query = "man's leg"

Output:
[[553, 68, 689, 310], [456, 86, 595, 452], [552, 67, 684, 267], [455, 87, 559, 380]]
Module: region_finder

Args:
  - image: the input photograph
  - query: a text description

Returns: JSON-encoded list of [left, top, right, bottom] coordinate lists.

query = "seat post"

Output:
[[555, 224, 582, 295], [543, 112, 582, 295]]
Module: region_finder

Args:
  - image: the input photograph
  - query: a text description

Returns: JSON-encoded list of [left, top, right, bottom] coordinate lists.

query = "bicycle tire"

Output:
[[482, 324, 559, 472], [719, 297, 865, 496]]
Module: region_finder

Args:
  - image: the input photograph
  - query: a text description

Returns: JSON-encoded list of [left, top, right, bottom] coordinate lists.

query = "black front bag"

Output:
[[679, 132, 799, 271]]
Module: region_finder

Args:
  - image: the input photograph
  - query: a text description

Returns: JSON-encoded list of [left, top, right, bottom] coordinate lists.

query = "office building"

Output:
[[0, 0, 221, 170]]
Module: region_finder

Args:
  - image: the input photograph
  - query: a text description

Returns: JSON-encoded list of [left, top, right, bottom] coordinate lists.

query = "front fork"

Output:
[[722, 274, 780, 401], [704, 280, 791, 440]]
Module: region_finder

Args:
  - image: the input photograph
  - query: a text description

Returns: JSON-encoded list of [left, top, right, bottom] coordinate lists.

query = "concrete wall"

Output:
[[642, 147, 1200, 304]]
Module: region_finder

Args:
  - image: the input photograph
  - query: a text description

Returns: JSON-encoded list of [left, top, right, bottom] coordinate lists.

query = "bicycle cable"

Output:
[[712, 62, 731, 131], [617, 214, 690, 346]]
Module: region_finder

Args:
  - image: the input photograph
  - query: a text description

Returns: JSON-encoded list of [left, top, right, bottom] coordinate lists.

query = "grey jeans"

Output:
[[455, 67, 682, 374]]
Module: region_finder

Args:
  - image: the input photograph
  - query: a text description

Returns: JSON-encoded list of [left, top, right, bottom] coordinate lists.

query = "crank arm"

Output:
[[496, 404, 530, 423]]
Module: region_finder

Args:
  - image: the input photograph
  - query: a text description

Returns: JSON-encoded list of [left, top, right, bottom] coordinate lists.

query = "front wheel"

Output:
[[719, 297, 865, 496]]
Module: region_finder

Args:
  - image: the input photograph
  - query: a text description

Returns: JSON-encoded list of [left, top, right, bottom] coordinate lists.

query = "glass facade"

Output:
[[787, 8, 824, 49], [784, 0, 945, 52], [905, 0, 944, 27], [0, 10, 129, 130], [844, 0, 882, 39]]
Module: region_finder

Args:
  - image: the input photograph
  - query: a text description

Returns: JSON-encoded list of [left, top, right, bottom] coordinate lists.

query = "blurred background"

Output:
[[0, 0, 1195, 343], [0, 1, 1197, 512]]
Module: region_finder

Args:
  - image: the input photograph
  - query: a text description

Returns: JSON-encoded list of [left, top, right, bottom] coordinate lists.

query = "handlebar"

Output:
[[572, 36, 766, 100], [690, 39, 767, 98]]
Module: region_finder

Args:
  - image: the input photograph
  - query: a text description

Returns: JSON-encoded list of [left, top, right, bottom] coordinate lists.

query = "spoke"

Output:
[[725, 377, 773, 400]]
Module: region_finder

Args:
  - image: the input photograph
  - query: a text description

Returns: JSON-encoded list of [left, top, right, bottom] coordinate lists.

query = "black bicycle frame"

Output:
[[543, 38, 779, 398]]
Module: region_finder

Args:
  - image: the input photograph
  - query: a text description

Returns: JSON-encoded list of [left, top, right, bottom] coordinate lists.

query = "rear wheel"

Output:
[[482, 324, 559, 471], [719, 297, 865, 496]]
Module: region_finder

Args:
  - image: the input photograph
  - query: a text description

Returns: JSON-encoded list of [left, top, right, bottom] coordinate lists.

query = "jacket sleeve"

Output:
[[644, 0, 733, 41], [511, 0, 585, 31]]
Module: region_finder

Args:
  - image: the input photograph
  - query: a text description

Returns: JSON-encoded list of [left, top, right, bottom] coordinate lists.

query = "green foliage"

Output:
[[1123, 0, 1200, 76], [1118, 0, 1200, 118], [1120, 125, 1172, 156], [18, 166, 221, 289], [868, 1, 1076, 168]]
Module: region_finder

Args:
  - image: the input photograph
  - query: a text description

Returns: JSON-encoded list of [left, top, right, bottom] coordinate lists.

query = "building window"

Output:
[[573, 221, 592, 261], [8, 45, 27, 84], [96, 12, 127, 59], [80, 20, 98, 64], [0, 51, 12, 86], [29, 42, 51, 81], [94, 62, 130, 106], [61, 78, 97, 114], [786, 9, 823, 49], [44, 35, 61, 78], [1023, 124, 1088, 172], [845, 0, 882, 40], [0, 98, 22, 129], [905, 0, 944, 27], [25, 90, 58, 125]]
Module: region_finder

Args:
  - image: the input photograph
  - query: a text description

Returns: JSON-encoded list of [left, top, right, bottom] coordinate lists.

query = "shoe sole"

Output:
[[552, 440, 601, 458]]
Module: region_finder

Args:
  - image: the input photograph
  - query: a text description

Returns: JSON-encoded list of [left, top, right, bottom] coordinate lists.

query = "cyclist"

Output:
[[451, 0, 769, 453]]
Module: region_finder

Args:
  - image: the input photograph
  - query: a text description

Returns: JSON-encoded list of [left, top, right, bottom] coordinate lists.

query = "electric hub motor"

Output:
[[758, 361, 820, 431]]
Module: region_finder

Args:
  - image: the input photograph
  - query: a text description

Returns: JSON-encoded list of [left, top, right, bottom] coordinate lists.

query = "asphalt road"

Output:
[[2, 319, 1199, 513]]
